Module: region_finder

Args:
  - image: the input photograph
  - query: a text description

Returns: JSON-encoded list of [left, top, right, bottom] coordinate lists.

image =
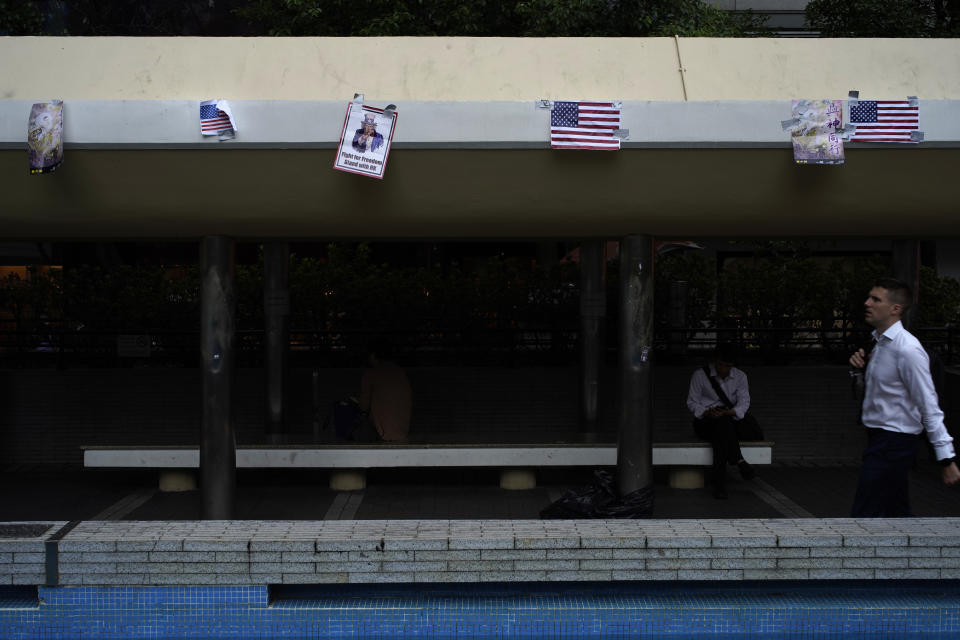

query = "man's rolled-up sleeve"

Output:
[[686, 370, 710, 419], [732, 371, 750, 420], [900, 344, 954, 460]]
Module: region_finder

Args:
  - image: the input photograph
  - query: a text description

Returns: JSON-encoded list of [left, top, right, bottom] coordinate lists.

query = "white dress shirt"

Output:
[[686, 365, 750, 420], [862, 320, 955, 461]]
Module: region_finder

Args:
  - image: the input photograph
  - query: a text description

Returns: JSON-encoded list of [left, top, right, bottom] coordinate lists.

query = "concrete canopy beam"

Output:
[[1, 147, 958, 239]]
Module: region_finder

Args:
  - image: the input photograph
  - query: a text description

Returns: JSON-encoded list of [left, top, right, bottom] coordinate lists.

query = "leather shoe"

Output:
[[738, 461, 756, 481], [713, 486, 728, 499]]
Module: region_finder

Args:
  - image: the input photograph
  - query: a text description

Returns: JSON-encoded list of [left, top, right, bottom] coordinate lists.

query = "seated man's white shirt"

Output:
[[686, 365, 750, 420]]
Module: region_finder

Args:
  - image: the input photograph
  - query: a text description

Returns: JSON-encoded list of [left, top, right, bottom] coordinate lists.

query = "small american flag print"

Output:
[[849, 100, 919, 143], [200, 102, 234, 135], [550, 101, 621, 150]]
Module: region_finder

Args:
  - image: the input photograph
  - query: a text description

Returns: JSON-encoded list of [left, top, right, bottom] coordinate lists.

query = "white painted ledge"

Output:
[[3, 100, 959, 149], [82, 443, 773, 468]]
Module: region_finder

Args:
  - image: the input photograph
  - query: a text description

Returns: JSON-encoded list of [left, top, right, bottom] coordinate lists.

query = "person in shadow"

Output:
[[686, 343, 762, 499], [353, 338, 412, 443]]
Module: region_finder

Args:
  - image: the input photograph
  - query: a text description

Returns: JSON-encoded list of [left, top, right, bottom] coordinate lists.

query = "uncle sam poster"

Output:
[[333, 102, 397, 179]]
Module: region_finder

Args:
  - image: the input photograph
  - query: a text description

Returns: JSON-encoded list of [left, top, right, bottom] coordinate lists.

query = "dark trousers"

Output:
[[851, 428, 919, 518], [693, 416, 757, 487]]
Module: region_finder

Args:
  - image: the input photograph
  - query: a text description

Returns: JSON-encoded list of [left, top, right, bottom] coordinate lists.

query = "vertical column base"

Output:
[[668, 468, 704, 489], [330, 470, 366, 491], [500, 469, 536, 490], [159, 470, 198, 492]]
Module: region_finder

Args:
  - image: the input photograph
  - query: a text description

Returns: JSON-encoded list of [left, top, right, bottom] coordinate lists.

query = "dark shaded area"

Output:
[[2, 461, 958, 521], [0, 586, 38, 606], [124, 472, 338, 521], [272, 578, 960, 601], [7, 240, 957, 370], [541, 470, 655, 519], [4, 0, 769, 37], [355, 484, 551, 520], [762, 459, 960, 518], [0, 469, 150, 521], [805, 0, 960, 37], [0, 524, 51, 538]]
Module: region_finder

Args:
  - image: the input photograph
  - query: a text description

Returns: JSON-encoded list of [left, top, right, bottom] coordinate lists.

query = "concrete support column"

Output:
[[264, 242, 290, 444], [616, 235, 654, 497], [200, 236, 236, 520], [892, 240, 920, 332], [579, 240, 606, 436]]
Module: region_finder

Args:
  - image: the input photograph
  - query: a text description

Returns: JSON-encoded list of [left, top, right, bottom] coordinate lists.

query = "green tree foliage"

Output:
[[717, 242, 891, 333], [713, 242, 892, 362], [3, 245, 957, 365], [806, 0, 960, 37], [653, 250, 717, 328], [6, 0, 767, 36], [237, 0, 523, 36], [516, 0, 767, 37], [237, 0, 767, 36], [0, 268, 60, 333], [918, 266, 960, 326], [56, 265, 200, 332], [287, 243, 575, 334], [0, 0, 45, 35], [5, 0, 249, 36]]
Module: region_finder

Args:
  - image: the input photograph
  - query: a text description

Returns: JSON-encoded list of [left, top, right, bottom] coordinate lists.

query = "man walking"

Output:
[[849, 278, 960, 517]]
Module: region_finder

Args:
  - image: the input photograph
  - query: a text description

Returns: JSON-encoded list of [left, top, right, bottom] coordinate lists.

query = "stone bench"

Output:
[[82, 442, 773, 491]]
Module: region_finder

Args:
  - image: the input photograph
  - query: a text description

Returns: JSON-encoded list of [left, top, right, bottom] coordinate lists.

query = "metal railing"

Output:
[[0, 323, 956, 368]]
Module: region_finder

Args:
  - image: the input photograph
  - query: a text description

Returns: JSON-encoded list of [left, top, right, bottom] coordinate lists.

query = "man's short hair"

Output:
[[874, 277, 913, 310], [716, 342, 738, 364]]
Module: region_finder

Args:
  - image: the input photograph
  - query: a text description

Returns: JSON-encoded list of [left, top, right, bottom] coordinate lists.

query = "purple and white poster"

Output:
[[791, 99, 844, 165], [28, 101, 64, 174]]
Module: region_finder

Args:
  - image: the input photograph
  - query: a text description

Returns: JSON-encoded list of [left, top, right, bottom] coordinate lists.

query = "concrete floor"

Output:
[[2, 460, 959, 522]]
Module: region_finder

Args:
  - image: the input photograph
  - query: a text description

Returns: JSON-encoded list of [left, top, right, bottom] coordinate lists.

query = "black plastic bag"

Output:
[[323, 398, 359, 439], [540, 469, 654, 519]]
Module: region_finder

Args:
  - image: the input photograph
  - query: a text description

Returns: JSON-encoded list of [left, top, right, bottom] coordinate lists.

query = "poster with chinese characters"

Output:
[[333, 103, 397, 179], [28, 101, 64, 174], [791, 99, 844, 165]]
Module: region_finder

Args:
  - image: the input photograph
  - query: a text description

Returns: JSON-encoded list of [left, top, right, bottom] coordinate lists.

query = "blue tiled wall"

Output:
[[2, 581, 960, 639]]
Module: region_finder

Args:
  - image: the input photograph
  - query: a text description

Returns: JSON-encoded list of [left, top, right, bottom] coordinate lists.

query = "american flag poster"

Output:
[[200, 100, 237, 138], [550, 101, 621, 150], [849, 99, 919, 143]]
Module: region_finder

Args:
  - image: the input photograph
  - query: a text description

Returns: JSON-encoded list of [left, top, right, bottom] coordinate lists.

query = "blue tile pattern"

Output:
[[1, 581, 960, 638]]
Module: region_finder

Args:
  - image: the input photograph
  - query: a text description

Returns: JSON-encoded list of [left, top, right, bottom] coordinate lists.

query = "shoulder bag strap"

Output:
[[702, 365, 735, 409]]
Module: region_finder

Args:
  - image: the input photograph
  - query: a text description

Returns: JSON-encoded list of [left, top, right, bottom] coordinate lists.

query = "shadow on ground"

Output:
[[1, 462, 958, 521]]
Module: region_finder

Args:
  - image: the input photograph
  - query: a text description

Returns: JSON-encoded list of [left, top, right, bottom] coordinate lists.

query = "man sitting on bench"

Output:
[[686, 344, 761, 499]]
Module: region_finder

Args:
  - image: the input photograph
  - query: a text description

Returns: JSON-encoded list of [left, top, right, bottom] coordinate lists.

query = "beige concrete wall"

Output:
[[3, 37, 959, 102]]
